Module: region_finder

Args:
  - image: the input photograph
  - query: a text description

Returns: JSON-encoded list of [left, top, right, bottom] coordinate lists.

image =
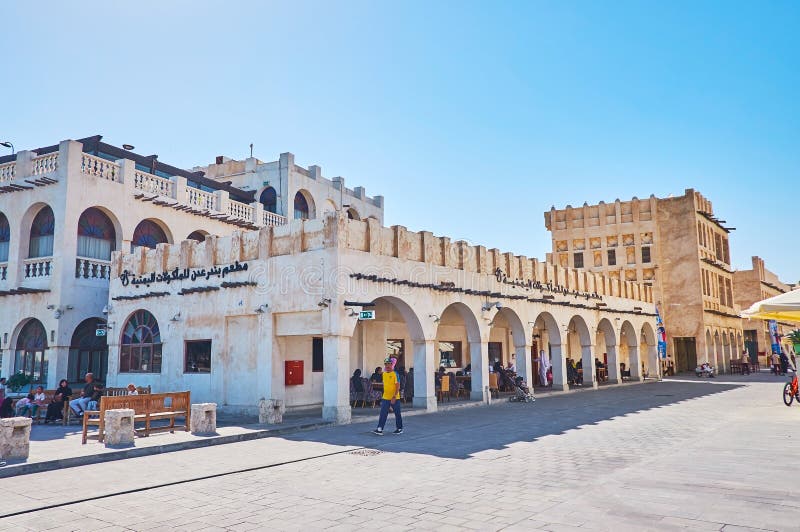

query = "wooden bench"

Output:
[[65, 385, 151, 426], [82, 391, 191, 444]]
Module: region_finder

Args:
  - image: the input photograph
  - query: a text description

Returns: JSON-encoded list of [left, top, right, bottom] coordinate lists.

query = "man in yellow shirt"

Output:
[[373, 357, 403, 435]]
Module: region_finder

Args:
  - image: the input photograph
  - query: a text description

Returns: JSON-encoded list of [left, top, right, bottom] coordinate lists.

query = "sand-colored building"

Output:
[[734, 256, 795, 364], [544, 189, 743, 373]]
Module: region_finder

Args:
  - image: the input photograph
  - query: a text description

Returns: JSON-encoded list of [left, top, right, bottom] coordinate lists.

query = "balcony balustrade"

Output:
[[76, 257, 111, 280]]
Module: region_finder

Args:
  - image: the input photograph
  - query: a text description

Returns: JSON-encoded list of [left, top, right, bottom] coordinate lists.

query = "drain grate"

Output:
[[348, 449, 384, 456]]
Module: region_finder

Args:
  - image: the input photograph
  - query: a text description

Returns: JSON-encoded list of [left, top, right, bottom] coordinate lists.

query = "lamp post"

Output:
[[0, 141, 13, 155]]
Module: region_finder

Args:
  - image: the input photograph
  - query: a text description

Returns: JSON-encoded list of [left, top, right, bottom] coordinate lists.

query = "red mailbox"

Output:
[[285, 360, 304, 385]]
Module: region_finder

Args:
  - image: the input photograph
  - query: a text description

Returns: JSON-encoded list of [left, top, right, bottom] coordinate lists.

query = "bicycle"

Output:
[[783, 370, 799, 406]]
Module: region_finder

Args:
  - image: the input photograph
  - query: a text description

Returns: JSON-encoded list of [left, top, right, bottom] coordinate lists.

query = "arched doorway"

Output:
[[351, 296, 431, 410], [346, 208, 360, 220], [485, 307, 529, 394], [437, 303, 483, 400], [68, 318, 108, 382], [567, 315, 595, 387], [131, 219, 170, 251], [641, 322, 657, 379], [14, 319, 48, 384], [77, 208, 117, 260], [597, 318, 619, 383], [29, 206, 55, 258], [119, 310, 163, 373], [713, 331, 721, 370], [531, 312, 564, 390], [259, 186, 278, 214], [705, 330, 713, 367], [187, 230, 208, 242], [0, 212, 9, 264], [293, 190, 315, 220], [620, 320, 640, 380], [722, 332, 731, 373]]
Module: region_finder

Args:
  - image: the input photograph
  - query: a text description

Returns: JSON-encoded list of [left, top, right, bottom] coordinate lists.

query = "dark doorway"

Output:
[[673, 337, 697, 372], [744, 330, 758, 364]]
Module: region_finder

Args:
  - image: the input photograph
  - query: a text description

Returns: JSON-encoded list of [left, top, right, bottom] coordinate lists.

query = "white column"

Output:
[[173, 175, 188, 203], [251, 202, 264, 227], [515, 343, 533, 393], [581, 343, 598, 389], [322, 335, 351, 423], [551, 332, 569, 392], [629, 343, 642, 381], [469, 340, 489, 401], [606, 345, 621, 384], [412, 340, 437, 412], [646, 343, 658, 380]]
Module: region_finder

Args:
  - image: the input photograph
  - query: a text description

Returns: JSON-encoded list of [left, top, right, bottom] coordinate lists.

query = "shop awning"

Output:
[[742, 289, 800, 323]]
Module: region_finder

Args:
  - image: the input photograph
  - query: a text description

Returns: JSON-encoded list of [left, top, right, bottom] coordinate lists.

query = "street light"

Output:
[[0, 141, 13, 154]]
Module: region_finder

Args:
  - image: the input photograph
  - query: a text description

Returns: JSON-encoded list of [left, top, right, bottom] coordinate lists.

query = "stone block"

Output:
[[258, 398, 285, 424], [190, 403, 217, 434], [0, 417, 32, 460], [104, 408, 135, 447]]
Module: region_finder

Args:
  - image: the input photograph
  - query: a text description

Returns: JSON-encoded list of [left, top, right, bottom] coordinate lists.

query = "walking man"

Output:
[[373, 357, 403, 435]]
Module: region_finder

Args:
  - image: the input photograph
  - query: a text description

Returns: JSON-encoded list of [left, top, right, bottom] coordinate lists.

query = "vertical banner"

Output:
[[768, 320, 780, 355], [656, 308, 667, 359]]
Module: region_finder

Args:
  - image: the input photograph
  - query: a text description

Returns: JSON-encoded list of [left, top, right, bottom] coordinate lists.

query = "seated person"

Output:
[[370, 367, 383, 383], [87, 383, 105, 410], [595, 357, 605, 369], [32, 386, 47, 417], [46, 379, 72, 423], [70, 373, 97, 416], [0, 397, 13, 418], [464, 363, 472, 375], [126, 383, 139, 396], [15, 393, 36, 417]]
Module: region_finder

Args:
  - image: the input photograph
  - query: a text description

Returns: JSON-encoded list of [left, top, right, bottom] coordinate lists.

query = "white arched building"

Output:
[[106, 213, 658, 422], [0, 136, 382, 388]]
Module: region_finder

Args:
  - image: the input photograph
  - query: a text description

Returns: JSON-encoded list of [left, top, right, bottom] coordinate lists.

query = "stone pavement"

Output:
[[1, 374, 799, 531]]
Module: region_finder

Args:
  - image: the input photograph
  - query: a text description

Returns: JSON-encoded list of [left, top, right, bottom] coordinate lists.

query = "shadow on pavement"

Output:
[[282, 380, 741, 459]]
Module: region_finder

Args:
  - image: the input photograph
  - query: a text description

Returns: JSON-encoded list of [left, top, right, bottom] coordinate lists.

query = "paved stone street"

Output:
[[1, 375, 799, 531]]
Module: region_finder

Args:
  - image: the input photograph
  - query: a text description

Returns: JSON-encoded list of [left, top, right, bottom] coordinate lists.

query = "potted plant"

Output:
[[6, 372, 31, 393], [789, 330, 800, 354]]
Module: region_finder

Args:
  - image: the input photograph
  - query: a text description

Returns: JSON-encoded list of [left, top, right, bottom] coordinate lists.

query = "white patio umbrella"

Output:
[[742, 289, 800, 323]]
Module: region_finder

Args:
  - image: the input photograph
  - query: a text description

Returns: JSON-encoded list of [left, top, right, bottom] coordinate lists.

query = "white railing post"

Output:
[[174, 176, 188, 203], [251, 202, 264, 227], [118, 159, 136, 196], [13, 150, 34, 178], [214, 190, 229, 214]]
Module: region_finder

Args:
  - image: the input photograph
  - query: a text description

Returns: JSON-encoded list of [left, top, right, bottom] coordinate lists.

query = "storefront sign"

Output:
[[95, 328, 107, 337], [359, 310, 376, 320], [494, 268, 603, 301], [120, 261, 249, 288]]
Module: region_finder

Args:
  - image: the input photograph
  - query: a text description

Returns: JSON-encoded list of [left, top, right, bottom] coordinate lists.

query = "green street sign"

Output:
[[358, 310, 375, 320]]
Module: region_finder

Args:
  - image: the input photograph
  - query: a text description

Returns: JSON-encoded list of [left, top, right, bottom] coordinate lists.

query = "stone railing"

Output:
[[187, 187, 217, 210], [0, 161, 15, 182], [23, 257, 53, 279], [75, 257, 112, 280], [228, 200, 254, 221], [81, 153, 121, 182], [31, 152, 59, 176], [263, 211, 287, 227], [0, 262, 7, 281], [134, 170, 174, 197]]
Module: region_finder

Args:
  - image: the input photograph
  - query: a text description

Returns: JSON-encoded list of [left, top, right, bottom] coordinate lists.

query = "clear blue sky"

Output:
[[2, 1, 798, 282]]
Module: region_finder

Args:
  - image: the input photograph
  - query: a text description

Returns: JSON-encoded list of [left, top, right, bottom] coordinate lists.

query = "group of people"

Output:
[[770, 349, 796, 376], [0, 372, 140, 422]]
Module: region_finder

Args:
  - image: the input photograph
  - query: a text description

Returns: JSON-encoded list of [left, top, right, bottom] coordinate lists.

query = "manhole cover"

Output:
[[348, 449, 383, 456]]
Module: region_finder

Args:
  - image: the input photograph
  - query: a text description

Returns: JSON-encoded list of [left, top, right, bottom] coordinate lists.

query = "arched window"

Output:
[[77, 208, 116, 260], [347, 208, 360, 220], [68, 318, 108, 382], [260, 187, 278, 214], [29, 206, 55, 258], [14, 319, 48, 384], [294, 192, 310, 220], [187, 231, 207, 242], [0, 212, 9, 263], [131, 220, 168, 250], [120, 310, 162, 373]]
